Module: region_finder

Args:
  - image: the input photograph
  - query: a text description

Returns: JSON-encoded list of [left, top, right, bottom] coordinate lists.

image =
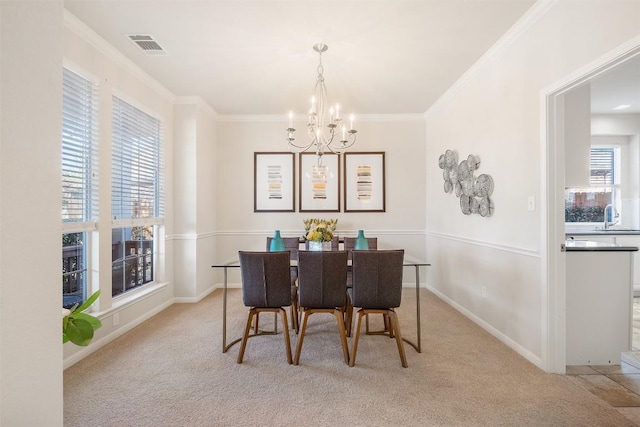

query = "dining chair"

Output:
[[294, 250, 350, 365], [266, 236, 301, 333], [347, 249, 407, 368], [344, 236, 378, 260], [236, 251, 293, 364]]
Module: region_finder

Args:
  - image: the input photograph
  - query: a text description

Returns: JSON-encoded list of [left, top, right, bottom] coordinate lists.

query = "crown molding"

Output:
[[64, 9, 176, 103], [425, 0, 558, 117], [218, 113, 425, 122]]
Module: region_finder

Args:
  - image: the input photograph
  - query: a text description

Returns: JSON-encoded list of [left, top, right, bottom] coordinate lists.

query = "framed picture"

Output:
[[254, 152, 295, 212], [344, 152, 386, 212], [299, 153, 340, 212]]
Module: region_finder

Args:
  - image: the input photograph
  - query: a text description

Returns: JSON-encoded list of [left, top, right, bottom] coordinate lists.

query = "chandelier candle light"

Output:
[[287, 43, 358, 162]]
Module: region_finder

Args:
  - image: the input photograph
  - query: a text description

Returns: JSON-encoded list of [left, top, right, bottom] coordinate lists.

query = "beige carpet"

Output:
[[64, 288, 635, 426]]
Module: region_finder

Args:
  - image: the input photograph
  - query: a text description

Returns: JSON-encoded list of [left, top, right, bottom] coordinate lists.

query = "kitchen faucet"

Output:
[[604, 204, 619, 230]]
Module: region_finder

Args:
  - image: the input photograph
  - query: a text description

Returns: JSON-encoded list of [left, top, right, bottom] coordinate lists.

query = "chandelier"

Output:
[[286, 43, 357, 158]]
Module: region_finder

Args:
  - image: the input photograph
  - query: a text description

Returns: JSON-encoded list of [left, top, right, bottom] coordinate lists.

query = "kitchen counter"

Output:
[[565, 240, 639, 251], [567, 229, 640, 236]]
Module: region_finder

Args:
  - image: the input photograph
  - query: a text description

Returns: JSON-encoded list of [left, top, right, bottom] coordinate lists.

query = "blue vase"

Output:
[[354, 229, 369, 250], [270, 230, 285, 252]]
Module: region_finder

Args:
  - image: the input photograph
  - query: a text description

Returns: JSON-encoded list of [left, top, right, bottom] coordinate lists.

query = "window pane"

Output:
[[62, 68, 98, 223], [566, 146, 618, 223], [565, 189, 612, 222], [111, 97, 164, 221], [63, 232, 86, 308], [590, 147, 615, 186], [112, 226, 154, 297]]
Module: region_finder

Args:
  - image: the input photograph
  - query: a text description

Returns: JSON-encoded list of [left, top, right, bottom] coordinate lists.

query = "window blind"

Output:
[[590, 147, 615, 186], [112, 97, 164, 221], [62, 68, 98, 226]]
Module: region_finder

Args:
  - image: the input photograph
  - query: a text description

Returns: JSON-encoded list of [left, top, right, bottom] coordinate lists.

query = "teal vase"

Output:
[[354, 229, 369, 250], [270, 230, 285, 252]]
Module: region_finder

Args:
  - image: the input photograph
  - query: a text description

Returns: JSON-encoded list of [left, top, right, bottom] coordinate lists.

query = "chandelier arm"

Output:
[[286, 43, 357, 157], [287, 138, 315, 152]]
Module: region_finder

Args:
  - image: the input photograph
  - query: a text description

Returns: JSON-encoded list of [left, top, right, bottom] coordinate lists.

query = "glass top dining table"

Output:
[[211, 256, 430, 354]]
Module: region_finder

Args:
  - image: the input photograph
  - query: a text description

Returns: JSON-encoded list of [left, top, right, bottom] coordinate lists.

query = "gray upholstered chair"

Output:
[[294, 250, 350, 365], [266, 236, 301, 333], [236, 251, 293, 364], [343, 236, 378, 260], [347, 249, 407, 368], [344, 237, 378, 331]]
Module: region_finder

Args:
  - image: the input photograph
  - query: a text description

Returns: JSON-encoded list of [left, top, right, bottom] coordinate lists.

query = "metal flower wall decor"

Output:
[[438, 149, 494, 217]]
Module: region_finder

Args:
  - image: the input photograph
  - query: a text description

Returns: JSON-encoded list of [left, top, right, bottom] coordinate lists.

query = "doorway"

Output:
[[546, 43, 640, 374]]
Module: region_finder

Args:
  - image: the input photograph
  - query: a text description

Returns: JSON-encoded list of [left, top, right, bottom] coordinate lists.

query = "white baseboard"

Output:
[[426, 284, 545, 370]]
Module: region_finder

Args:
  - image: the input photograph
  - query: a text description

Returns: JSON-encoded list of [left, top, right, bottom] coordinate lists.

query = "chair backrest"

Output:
[[350, 250, 404, 309], [344, 236, 378, 259], [266, 237, 300, 260], [238, 251, 292, 308], [297, 250, 348, 308], [304, 236, 339, 250]]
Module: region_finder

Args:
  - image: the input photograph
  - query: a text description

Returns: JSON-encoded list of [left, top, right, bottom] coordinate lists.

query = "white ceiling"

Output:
[[590, 54, 640, 115], [64, 0, 538, 116]]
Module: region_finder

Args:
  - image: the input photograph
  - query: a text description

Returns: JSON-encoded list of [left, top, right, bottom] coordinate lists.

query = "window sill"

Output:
[[96, 282, 169, 319]]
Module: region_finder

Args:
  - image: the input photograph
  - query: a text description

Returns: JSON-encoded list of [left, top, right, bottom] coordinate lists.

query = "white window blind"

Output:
[[590, 147, 616, 186], [112, 97, 164, 222], [62, 68, 98, 227]]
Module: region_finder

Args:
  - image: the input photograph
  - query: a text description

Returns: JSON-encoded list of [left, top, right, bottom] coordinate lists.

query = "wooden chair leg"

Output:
[[279, 308, 293, 364], [291, 293, 299, 334], [253, 313, 260, 333], [333, 309, 350, 364], [349, 309, 366, 367], [345, 294, 353, 337], [384, 314, 394, 338], [294, 310, 310, 365], [388, 310, 408, 368], [237, 309, 256, 364]]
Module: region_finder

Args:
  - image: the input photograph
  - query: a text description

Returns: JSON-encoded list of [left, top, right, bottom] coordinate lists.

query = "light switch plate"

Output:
[[527, 196, 535, 211]]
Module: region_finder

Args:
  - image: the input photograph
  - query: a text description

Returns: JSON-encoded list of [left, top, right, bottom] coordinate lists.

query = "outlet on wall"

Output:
[[481, 286, 487, 299]]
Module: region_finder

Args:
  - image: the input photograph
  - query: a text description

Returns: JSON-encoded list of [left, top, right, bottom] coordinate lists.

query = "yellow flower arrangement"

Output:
[[303, 218, 338, 242]]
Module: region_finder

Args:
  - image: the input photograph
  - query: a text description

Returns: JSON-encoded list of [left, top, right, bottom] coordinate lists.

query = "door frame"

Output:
[[544, 38, 640, 373]]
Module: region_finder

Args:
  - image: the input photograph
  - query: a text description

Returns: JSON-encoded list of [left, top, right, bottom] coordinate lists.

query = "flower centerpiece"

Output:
[[303, 218, 337, 250]]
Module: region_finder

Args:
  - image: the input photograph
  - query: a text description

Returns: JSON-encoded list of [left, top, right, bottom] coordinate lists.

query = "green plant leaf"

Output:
[[65, 318, 95, 346], [72, 290, 101, 314], [71, 312, 102, 330]]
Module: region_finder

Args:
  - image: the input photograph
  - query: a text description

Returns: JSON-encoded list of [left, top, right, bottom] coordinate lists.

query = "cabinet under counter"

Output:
[[566, 241, 638, 365]]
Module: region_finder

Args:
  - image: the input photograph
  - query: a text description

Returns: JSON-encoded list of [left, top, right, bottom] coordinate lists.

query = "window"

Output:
[[61, 68, 98, 308], [111, 96, 164, 297], [565, 146, 620, 223]]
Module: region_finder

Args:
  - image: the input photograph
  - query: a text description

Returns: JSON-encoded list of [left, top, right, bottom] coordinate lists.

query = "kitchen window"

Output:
[[565, 146, 620, 223]]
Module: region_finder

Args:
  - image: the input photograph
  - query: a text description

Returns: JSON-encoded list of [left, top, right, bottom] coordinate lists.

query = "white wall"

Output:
[[0, 2, 64, 425], [213, 117, 428, 285], [425, 0, 640, 370], [172, 98, 219, 301]]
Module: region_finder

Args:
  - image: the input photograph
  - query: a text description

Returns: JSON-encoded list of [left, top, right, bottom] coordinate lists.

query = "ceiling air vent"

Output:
[[126, 34, 166, 55]]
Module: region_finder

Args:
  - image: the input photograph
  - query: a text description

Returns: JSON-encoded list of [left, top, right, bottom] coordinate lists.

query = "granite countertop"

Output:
[[565, 240, 639, 252], [566, 228, 640, 236]]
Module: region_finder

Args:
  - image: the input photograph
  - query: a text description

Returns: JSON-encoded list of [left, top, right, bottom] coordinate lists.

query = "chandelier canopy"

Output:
[[287, 43, 357, 157]]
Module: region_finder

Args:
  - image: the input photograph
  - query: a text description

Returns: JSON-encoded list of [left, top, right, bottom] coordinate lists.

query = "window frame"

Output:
[[61, 66, 99, 307], [110, 95, 165, 298], [565, 145, 621, 227]]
